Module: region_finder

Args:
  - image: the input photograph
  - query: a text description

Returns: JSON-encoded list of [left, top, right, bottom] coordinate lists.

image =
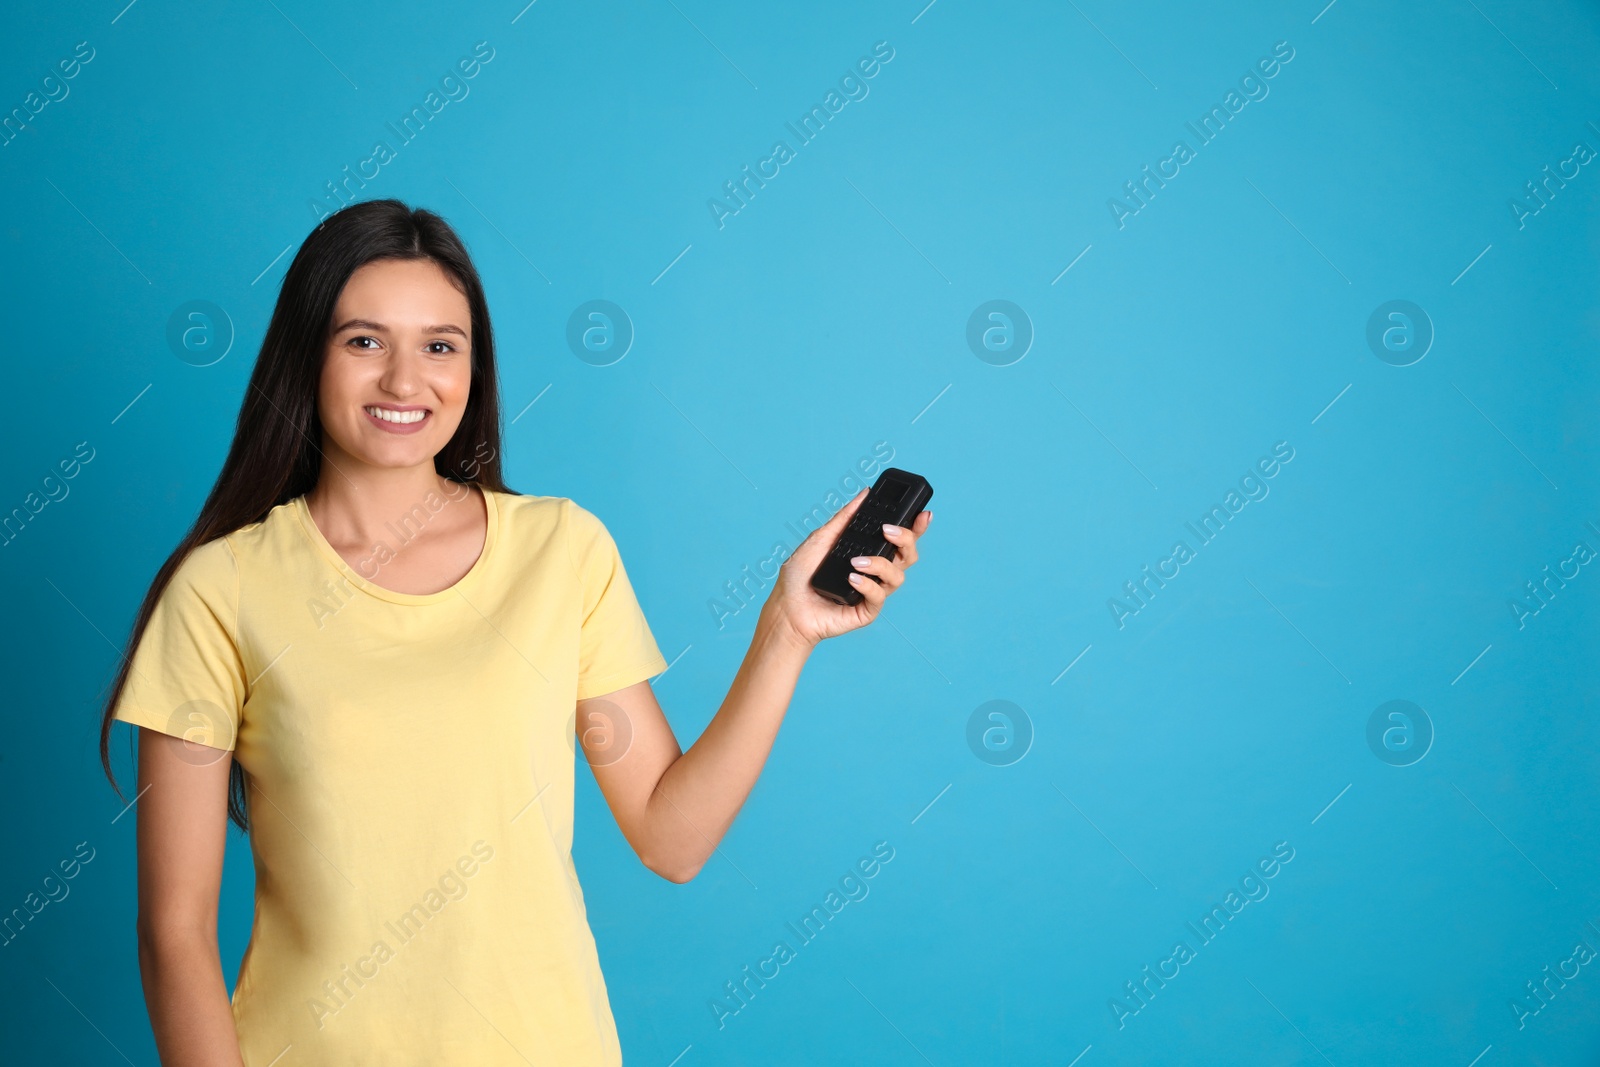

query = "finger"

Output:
[[881, 521, 919, 569], [810, 489, 868, 549], [785, 489, 868, 571], [846, 569, 889, 607], [850, 553, 905, 591], [822, 488, 868, 535]]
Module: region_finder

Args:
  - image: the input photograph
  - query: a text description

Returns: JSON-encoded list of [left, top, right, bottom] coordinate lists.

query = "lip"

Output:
[[363, 404, 432, 435]]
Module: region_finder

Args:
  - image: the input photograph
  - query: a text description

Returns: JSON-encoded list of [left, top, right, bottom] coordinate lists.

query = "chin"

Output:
[[350, 436, 443, 468]]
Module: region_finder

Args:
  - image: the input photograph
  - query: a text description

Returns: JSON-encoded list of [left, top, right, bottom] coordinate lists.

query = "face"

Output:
[[319, 257, 473, 473]]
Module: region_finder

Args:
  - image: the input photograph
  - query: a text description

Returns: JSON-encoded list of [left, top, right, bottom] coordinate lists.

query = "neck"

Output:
[[304, 454, 475, 548]]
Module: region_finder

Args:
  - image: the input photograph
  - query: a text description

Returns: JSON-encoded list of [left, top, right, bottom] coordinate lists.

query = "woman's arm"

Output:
[[581, 489, 931, 883], [132, 727, 246, 1065]]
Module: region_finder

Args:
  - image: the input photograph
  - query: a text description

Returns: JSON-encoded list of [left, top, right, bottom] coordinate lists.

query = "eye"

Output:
[[347, 335, 380, 350], [426, 341, 459, 355]]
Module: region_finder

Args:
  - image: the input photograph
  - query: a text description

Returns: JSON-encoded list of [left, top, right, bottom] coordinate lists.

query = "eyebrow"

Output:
[[331, 318, 469, 339]]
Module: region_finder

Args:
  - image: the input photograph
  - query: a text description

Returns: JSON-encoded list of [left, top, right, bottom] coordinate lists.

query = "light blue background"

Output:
[[3, 1, 1598, 1064]]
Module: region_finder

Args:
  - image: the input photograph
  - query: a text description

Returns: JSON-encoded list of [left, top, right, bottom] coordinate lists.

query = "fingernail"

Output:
[[851, 556, 872, 568], [882, 524, 903, 537], [848, 572, 865, 584]]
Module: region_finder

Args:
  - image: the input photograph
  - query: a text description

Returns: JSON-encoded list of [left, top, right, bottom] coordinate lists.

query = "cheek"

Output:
[[320, 351, 366, 406], [438, 360, 473, 404], [315, 366, 342, 424]]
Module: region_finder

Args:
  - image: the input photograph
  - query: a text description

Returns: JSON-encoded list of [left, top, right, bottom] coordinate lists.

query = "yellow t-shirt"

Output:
[[113, 487, 669, 1066]]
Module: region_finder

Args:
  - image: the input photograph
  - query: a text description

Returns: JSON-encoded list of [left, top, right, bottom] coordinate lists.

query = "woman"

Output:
[[99, 199, 931, 1066]]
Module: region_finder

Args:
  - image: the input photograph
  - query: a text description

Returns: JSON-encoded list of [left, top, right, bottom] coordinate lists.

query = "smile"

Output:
[[363, 405, 431, 433]]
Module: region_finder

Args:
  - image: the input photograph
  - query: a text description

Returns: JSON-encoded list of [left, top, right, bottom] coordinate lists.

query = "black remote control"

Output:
[[810, 468, 933, 606]]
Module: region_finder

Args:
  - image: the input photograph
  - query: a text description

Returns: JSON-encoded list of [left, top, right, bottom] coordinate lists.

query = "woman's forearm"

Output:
[[633, 494, 931, 882], [643, 602, 814, 881], [137, 926, 245, 1066]]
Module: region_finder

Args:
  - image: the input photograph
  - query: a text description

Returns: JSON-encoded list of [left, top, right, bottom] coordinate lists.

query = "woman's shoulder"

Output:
[[155, 534, 240, 620], [491, 490, 619, 559], [498, 490, 624, 532], [172, 533, 238, 585], [488, 488, 580, 544], [490, 488, 567, 521], [214, 497, 301, 560]]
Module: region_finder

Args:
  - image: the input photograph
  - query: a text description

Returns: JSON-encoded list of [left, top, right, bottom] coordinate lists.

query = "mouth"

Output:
[[363, 404, 432, 435]]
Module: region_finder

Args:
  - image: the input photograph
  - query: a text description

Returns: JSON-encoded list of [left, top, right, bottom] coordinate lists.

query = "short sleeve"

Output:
[[565, 499, 669, 700], [112, 536, 247, 752]]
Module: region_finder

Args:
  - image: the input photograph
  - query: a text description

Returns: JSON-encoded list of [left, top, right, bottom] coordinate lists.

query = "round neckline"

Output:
[[292, 485, 499, 605]]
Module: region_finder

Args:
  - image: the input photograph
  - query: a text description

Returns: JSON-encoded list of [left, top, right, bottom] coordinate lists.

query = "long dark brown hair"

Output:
[[100, 199, 513, 831]]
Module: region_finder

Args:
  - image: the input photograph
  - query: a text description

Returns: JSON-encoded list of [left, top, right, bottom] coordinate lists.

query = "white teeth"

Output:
[[365, 406, 428, 425]]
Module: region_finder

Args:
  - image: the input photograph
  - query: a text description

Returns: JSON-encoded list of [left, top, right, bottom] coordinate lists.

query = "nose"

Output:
[[376, 347, 422, 398]]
